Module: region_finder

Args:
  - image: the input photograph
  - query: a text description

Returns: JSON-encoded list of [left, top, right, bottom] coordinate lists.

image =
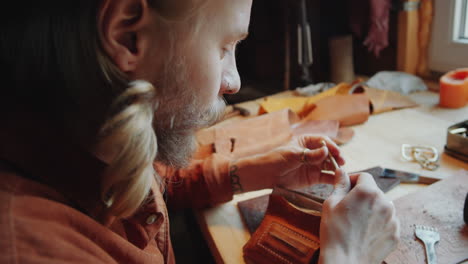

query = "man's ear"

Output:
[[98, 0, 151, 73]]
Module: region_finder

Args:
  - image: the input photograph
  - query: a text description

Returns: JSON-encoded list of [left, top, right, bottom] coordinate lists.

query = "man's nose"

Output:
[[222, 70, 241, 95]]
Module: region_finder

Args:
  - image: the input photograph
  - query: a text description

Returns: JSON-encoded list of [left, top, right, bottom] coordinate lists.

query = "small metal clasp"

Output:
[[401, 144, 440, 171]]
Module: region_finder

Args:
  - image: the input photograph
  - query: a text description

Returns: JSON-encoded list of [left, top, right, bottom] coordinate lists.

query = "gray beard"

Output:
[[153, 58, 225, 169], [154, 95, 225, 169]]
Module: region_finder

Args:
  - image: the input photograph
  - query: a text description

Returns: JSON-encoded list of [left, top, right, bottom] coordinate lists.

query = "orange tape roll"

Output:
[[439, 68, 468, 108]]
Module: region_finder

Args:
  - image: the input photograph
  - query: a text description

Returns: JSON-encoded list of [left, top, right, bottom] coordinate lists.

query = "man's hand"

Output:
[[232, 135, 345, 192], [273, 135, 345, 188], [319, 170, 400, 264]]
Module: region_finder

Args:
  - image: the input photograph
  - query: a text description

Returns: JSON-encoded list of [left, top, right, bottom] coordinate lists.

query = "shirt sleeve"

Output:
[[155, 153, 233, 209]]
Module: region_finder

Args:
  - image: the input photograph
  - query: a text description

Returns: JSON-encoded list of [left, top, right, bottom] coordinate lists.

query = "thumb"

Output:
[[326, 168, 350, 207]]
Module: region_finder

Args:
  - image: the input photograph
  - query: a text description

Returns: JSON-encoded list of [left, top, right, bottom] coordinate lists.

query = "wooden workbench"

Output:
[[195, 91, 468, 264]]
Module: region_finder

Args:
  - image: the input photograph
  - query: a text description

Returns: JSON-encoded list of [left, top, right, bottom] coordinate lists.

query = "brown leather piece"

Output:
[[243, 193, 321, 264], [303, 94, 371, 127]]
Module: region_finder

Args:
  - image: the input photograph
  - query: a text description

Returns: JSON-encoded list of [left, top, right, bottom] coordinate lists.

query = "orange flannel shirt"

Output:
[[0, 113, 233, 263]]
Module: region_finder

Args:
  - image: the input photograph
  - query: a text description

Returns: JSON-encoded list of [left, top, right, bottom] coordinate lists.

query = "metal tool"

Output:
[[415, 225, 440, 264], [381, 168, 440, 185]]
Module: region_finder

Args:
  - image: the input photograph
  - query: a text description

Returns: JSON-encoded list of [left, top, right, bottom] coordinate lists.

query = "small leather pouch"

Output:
[[243, 187, 322, 264]]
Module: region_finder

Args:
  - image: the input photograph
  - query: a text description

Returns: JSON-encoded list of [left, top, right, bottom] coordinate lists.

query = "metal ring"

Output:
[[301, 148, 309, 163], [320, 140, 327, 147]]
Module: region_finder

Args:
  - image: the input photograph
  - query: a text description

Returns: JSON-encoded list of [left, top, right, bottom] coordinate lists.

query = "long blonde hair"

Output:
[[97, 0, 210, 218], [97, 81, 158, 217]]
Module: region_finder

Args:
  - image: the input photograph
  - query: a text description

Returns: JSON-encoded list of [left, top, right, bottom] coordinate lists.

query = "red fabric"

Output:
[[348, 0, 391, 57]]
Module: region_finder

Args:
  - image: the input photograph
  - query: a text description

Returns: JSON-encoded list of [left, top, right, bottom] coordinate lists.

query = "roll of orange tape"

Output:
[[439, 68, 468, 108]]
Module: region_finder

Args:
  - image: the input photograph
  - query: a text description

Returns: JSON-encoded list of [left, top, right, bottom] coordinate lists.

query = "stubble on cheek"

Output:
[[151, 55, 227, 168]]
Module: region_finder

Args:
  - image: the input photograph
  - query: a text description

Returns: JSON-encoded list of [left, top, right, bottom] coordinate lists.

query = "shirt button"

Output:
[[146, 214, 158, 225]]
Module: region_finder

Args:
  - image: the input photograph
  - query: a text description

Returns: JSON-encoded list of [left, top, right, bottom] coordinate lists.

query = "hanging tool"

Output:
[[297, 0, 314, 85]]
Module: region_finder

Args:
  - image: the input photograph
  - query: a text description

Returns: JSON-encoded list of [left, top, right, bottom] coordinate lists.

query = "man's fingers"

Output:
[[309, 136, 345, 166], [353, 172, 379, 189], [303, 147, 328, 165], [349, 173, 361, 188], [347, 172, 385, 205], [303, 136, 339, 155], [319, 138, 341, 157], [326, 169, 350, 207]]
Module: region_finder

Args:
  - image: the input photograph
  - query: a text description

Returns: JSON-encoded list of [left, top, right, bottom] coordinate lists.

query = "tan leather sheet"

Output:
[[351, 85, 419, 114], [303, 94, 370, 127], [258, 82, 418, 124], [195, 109, 351, 160]]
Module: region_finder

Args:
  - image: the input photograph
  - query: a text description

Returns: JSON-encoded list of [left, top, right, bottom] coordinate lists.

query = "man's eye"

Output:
[[221, 40, 242, 60], [221, 47, 230, 59]]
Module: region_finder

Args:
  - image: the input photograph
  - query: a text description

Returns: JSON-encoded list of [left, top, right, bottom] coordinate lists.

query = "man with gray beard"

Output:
[[0, 0, 398, 263]]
